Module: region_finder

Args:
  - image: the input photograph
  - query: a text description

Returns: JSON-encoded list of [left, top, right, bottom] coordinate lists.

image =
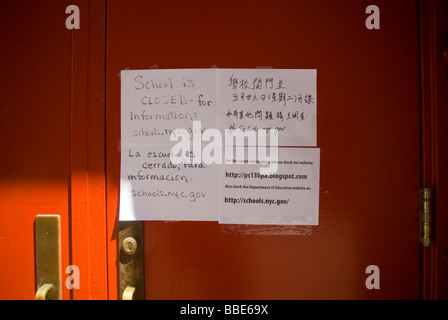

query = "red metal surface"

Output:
[[106, 0, 422, 299]]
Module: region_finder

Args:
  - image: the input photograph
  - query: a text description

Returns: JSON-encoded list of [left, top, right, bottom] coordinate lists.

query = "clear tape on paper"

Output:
[[117, 67, 130, 80]]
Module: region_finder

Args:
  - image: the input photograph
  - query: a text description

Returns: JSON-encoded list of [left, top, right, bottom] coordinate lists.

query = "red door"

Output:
[[105, 0, 444, 299], [1, 0, 447, 301], [0, 0, 72, 300]]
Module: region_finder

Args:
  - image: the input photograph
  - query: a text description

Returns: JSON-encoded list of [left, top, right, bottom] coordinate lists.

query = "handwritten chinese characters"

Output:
[[220, 69, 317, 146]]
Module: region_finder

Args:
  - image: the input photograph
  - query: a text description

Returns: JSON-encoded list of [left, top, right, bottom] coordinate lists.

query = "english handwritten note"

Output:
[[121, 69, 217, 144]]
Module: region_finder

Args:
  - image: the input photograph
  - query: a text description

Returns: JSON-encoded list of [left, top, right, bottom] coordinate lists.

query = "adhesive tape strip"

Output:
[[117, 67, 130, 80]]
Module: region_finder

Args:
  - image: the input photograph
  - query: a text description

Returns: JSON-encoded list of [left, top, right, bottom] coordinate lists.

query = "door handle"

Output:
[[35, 284, 55, 300], [122, 286, 136, 300], [34, 215, 62, 300]]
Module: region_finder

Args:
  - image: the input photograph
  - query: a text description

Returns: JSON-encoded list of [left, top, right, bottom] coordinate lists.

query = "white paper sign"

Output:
[[120, 69, 219, 221], [119, 143, 219, 221], [121, 68, 316, 145], [121, 69, 217, 144], [120, 68, 318, 223], [219, 69, 317, 146], [219, 148, 320, 225]]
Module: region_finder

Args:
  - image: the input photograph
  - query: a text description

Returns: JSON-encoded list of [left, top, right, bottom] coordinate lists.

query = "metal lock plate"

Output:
[[119, 221, 145, 300]]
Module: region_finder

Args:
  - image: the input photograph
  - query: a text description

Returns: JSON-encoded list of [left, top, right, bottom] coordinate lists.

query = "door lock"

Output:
[[122, 237, 138, 255], [119, 222, 144, 300]]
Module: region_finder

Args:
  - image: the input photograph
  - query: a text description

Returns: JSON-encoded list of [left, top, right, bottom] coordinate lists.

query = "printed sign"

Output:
[[219, 147, 320, 225]]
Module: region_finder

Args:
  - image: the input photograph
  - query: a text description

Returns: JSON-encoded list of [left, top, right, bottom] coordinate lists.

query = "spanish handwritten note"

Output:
[[120, 143, 219, 221]]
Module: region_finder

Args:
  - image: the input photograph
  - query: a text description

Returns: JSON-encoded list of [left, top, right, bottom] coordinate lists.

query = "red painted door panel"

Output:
[[0, 0, 107, 300], [106, 0, 421, 299], [0, 1, 72, 299]]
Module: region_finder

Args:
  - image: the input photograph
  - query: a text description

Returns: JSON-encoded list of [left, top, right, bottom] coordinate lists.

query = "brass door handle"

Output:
[[35, 284, 55, 300], [122, 286, 136, 300], [34, 215, 62, 300]]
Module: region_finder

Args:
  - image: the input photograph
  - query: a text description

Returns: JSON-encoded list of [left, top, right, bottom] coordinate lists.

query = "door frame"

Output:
[[69, 0, 108, 299], [419, 0, 448, 300]]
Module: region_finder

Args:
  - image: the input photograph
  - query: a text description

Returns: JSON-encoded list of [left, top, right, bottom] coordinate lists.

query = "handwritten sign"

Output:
[[219, 69, 317, 146], [119, 143, 219, 221], [121, 69, 217, 144], [120, 69, 219, 221]]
